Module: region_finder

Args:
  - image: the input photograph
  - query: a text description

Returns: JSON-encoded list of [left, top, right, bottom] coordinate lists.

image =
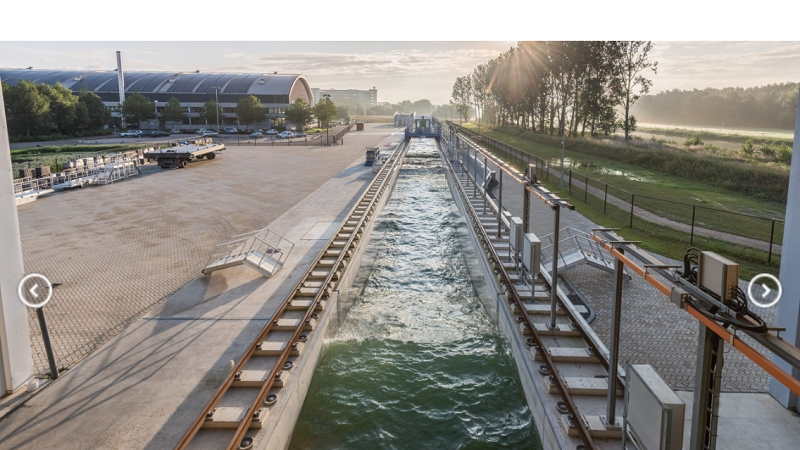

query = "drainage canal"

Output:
[[289, 138, 540, 449]]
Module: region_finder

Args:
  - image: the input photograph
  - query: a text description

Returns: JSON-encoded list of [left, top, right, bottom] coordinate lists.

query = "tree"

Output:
[[235, 95, 266, 127], [161, 97, 185, 130], [612, 41, 657, 140], [121, 93, 155, 128], [3, 80, 51, 137], [450, 76, 472, 123], [199, 100, 223, 127], [313, 98, 337, 128], [336, 104, 351, 120], [37, 83, 79, 134], [284, 98, 313, 131], [77, 88, 111, 129]]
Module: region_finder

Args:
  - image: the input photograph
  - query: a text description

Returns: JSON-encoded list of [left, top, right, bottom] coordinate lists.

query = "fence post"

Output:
[[769, 219, 776, 263], [690, 205, 696, 245], [569, 169, 572, 193], [604, 184, 608, 213], [585, 176, 589, 203], [630, 194, 635, 228]]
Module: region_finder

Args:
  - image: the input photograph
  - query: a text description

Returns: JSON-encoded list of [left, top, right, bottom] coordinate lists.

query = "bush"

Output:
[[760, 141, 777, 157], [776, 143, 793, 165], [741, 139, 755, 156], [684, 135, 703, 146]]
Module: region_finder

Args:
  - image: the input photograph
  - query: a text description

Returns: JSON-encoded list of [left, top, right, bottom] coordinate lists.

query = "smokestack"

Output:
[[116, 51, 126, 127]]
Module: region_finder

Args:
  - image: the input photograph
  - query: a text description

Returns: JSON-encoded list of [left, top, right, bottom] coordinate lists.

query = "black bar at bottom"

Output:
[[36, 307, 59, 379]]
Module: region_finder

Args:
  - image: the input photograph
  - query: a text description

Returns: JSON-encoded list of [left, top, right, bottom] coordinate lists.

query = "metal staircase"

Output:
[[202, 227, 295, 278], [540, 227, 629, 278]]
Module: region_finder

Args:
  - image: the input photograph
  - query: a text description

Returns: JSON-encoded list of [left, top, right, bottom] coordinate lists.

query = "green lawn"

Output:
[[463, 124, 786, 247]]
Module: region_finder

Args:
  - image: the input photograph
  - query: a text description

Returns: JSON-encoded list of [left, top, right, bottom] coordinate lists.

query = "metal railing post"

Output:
[[497, 170, 503, 238], [690, 205, 696, 245], [604, 184, 609, 213], [606, 249, 624, 425], [549, 206, 561, 330]]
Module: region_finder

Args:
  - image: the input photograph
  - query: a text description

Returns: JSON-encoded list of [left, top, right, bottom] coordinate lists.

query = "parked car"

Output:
[[224, 127, 238, 134], [294, 131, 306, 137], [147, 130, 170, 137], [249, 131, 264, 138], [277, 131, 295, 139], [170, 128, 181, 134], [120, 130, 143, 137], [200, 130, 219, 137], [266, 129, 279, 135], [195, 129, 209, 134]]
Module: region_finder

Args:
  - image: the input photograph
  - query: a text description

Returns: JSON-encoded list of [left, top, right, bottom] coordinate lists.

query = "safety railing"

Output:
[[540, 227, 616, 269]]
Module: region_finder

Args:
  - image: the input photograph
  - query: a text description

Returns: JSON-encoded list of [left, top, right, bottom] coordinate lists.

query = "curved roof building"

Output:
[[0, 69, 314, 128]]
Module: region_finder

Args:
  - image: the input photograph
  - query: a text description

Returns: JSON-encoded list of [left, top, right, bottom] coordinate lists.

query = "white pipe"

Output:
[[0, 75, 34, 393]]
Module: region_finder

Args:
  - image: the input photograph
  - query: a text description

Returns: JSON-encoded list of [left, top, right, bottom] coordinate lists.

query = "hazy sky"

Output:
[[1, 41, 798, 104]]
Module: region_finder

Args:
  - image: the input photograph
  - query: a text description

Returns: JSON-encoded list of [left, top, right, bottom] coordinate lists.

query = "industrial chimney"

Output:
[[116, 51, 126, 127]]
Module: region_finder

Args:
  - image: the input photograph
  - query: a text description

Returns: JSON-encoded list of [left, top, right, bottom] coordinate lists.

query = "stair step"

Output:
[[561, 414, 623, 439], [518, 322, 581, 337], [287, 299, 326, 311], [254, 340, 305, 356], [202, 406, 265, 429], [534, 347, 598, 363], [546, 376, 622, 396]]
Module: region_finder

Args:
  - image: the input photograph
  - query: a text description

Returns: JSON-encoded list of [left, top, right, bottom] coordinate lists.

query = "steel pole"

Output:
[[497, 170, 503, 238], [36, 308, 59, 379], [606, 251, 624, 425], [560, 138, 564, 188], [549, 206, 560, 329]]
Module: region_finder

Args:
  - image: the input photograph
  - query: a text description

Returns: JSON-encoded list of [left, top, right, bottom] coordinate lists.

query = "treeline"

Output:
[[632, 83, 799, 130], [451, 41, 658, 140], [2, 80, 111, 141]]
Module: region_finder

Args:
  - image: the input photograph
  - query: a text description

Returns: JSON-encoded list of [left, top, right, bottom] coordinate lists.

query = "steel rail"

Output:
[[590, 230, 800, 398], [175, 140, 409, 450], [441, 143, 598, 450], [452, 129, 626, 395]]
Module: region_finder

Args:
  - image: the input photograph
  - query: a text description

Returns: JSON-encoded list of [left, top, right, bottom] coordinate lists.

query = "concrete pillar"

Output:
[[0, 76, 35, 394], [769, 89, 800, 410]]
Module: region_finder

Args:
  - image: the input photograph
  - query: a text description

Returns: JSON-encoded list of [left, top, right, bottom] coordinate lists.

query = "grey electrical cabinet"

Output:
[[522, 233, 541, 276], [508, 217, 523, 252], [625, 364, 685, 450]]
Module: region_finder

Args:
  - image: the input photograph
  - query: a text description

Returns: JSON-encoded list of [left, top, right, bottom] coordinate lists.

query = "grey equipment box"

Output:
[[624, 363, 685, 450]]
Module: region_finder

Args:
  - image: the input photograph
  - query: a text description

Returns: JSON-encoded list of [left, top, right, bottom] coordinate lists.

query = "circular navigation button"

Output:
[[747, 273, 782, 308], [17, 273, 53, 308]]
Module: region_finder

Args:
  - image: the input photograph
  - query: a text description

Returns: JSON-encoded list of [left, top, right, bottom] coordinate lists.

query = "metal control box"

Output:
[[625, 364, 685, 450], [522, 233, 541, 276], [698, 251, 739, 301], [508, 216, 523, 253]]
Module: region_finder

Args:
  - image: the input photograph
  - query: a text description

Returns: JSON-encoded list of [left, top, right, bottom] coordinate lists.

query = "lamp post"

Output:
[[210, 87, 222, 133], [322, 94, 331, 146]]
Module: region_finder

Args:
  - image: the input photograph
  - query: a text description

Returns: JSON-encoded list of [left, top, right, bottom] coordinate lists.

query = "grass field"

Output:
[[636, 122, 795, 141]]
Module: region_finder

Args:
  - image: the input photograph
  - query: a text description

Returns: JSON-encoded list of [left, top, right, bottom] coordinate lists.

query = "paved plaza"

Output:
[[17, 124, 402, 374]]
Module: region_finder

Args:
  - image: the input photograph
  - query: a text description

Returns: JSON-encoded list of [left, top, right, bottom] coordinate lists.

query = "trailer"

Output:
[[146, 138, 224, 169]]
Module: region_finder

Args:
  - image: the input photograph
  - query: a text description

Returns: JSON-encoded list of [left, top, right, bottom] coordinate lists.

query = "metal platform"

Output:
[[202, 227, 295, 278], [540, 227, 630, 279]]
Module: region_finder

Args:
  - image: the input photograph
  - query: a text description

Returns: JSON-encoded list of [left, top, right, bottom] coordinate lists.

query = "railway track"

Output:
[[441, 134, 624, 450], [175, 141, 408, 450]]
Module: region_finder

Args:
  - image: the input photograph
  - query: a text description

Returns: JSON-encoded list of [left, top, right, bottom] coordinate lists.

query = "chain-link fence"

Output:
[[454, 124, 784, 264]]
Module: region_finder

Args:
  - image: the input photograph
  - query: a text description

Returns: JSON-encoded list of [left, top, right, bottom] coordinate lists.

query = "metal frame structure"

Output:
[[590, 229, 800, 449]]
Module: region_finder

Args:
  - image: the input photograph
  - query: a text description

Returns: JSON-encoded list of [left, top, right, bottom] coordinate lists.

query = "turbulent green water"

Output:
[[289, 139, 540, 450]]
